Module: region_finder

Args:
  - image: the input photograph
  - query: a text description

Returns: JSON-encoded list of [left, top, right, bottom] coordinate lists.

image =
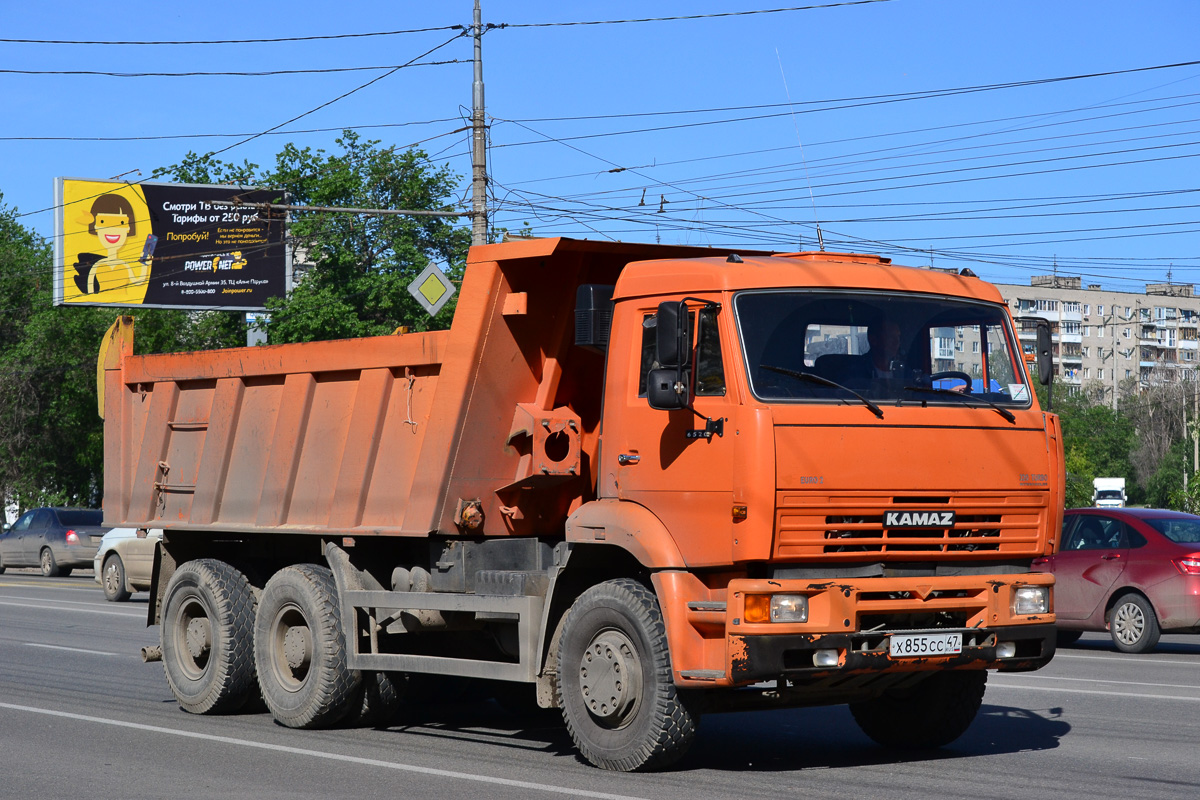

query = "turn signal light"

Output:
[[1173, 554, 1200, 575], [65, 530, 80, 545], [744, 595, 770, 623]]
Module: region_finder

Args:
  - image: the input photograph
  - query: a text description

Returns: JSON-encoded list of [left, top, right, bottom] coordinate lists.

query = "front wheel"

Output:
[[850, 670, 987, 749], [102, 554, 131, 602], [557, 579, 699, 772], [1110, 593, 1160, 654], [254, 564, 361, 729], [160, 559, 259, 714]]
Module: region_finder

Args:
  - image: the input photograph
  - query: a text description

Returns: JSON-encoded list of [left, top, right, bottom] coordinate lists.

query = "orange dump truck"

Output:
[[99, 237, 1062, 771]]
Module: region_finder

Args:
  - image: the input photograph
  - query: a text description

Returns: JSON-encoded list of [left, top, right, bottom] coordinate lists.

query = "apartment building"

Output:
[[992, 275, 1200, 399]]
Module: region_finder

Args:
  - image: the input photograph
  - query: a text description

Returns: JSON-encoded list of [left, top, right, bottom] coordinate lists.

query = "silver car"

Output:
[[93, 527, 162, 601], [0, 507, 107, 577]]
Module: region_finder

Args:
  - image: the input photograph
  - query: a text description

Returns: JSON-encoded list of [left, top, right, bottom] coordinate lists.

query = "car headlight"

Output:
[[1013, 586, 1049, 615]]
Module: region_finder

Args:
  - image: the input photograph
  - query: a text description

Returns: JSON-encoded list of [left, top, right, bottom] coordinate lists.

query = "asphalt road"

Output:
[[3, 571, 1199, 800]]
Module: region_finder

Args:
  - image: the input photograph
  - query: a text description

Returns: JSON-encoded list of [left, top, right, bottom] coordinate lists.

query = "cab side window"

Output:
[[695, 308, 726, 397]]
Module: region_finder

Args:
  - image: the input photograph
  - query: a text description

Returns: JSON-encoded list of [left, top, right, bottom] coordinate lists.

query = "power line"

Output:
[[0, 26, 465, 46], [491, 2, 894, 28], [0, 60, 463, 77]]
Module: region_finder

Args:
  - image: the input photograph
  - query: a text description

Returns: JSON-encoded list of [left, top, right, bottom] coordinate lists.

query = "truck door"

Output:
[[1054, 514, 1130, 620], [601, 302, 737, 567]]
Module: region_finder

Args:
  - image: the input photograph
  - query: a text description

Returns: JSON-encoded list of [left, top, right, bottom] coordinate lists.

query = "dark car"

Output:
[[1035, 508, 1200, 653], [0, 507, 109, 577]]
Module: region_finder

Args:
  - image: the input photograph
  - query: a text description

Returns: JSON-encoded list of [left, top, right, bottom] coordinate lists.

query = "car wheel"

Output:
[[161, 559, 259, 714], [0, 553, 6, 574], [254, 564, 361, 729], [40, 547, 60, 577], [102, 554, 131, 602], [1110, 593, 1161, 654], [557, 579, 700, 772], [850, 671, 987, 749]]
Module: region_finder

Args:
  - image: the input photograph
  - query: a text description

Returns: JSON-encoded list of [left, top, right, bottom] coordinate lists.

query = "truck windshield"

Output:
[[736, 290, 1031, 406], [1095, 490, 1124, 501]]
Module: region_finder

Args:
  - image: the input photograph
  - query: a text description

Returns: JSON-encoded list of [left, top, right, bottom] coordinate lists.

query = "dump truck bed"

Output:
[[101, 237, 755, 538]]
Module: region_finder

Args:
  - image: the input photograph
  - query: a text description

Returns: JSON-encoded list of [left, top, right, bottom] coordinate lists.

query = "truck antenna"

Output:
[[777, 49, 824, 251]]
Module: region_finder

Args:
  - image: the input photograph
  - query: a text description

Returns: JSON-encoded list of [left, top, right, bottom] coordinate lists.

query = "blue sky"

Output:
[[3, 0, 1198, 290]]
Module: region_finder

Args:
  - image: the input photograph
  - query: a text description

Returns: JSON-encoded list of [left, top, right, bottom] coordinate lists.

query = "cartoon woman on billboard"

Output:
[[72, 192, 152, 303]]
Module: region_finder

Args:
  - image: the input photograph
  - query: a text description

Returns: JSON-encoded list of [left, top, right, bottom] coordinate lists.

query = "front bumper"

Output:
[[661, 572, 1056, 687]]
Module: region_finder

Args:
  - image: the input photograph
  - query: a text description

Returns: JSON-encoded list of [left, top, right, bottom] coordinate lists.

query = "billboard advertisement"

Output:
[[54, 177, 290, 310]]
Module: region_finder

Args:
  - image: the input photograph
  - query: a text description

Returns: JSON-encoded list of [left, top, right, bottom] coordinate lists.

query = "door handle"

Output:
[[617, 454, 641, 466], [1101, 553, 1122, 560]]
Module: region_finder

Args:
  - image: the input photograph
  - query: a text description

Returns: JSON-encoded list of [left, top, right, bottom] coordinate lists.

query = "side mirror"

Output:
[[654, 301, 691, 369], [1036, 324, 1053, 386], [647, 300, 692, 411], [647, 367, 689, 410]]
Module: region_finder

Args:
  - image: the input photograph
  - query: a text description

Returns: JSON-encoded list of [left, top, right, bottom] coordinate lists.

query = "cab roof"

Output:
[[613, 253, 1005, 305]]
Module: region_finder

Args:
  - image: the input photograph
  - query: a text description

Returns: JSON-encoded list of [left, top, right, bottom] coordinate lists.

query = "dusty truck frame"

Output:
[[99, 237, 1062, 772]]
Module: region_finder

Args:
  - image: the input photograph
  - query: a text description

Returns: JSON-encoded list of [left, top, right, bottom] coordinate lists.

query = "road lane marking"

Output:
[[1006, 674, 1200, 691], [25, 643, 119, 657], [1054, 652, 1200, 667], [0, 702, 653, 800], [0, 599, 142, 618], [990, 683, 1200, 701]]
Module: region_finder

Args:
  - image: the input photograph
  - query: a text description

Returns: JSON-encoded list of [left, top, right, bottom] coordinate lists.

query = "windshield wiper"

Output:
[[760, 364, 884, 419], [903, 385, 1016, 423]]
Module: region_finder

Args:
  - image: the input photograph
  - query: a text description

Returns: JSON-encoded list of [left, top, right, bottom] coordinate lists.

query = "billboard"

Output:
[[54, 177, 291, 310]]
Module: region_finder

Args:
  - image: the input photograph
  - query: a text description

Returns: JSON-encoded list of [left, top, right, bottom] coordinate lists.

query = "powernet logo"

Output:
[[184, 251, 249, 271]]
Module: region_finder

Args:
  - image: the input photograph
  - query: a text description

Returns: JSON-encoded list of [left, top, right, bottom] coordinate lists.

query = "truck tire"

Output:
[[102, 554, 132, 602], [850, 670, 986, 749], [254, 564, 362, 729], [342, 671, 405, 728], [1110, 592, 1160, 654], [556, 579, 699, 772], [160, 559, 259, 714]]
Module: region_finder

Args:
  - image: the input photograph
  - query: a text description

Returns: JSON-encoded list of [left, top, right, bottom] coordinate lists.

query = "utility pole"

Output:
[[470, 0, 488, 246]]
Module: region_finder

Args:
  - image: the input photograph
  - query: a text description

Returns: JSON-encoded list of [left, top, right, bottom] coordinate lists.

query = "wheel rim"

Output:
[[1113, 601, 1145, 646], [41, 550, 51, 575], [269, 602, 313, 693], [171, 593, 213, 680], [104, 561, 121, 595], [577, 628, 643, 729]]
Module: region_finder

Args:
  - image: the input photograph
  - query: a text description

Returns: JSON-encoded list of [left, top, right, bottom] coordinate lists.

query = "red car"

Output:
[[1036, 508, 1200, 653]]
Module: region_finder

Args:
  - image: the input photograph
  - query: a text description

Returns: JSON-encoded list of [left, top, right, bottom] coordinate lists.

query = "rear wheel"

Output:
[[254, 564, 361, 729], [1110, 593, 1160, 654], [850, 670, 987, 749], [160, 559, 259, 714], [557, 579, 699, 772], [40, 548, 60, 577], [102, 554, 131, 602]]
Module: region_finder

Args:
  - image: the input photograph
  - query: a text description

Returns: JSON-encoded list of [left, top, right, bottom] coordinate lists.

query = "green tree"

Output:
[[1063, 445, 1096, 509], [154, 131, 471, 343]]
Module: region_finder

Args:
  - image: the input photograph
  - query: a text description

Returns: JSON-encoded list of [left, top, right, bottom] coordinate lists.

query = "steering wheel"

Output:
[[931, 371, 973, 391]]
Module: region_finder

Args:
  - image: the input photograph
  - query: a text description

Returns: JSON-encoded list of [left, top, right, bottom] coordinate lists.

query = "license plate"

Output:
[[889, 632, 962, 658]]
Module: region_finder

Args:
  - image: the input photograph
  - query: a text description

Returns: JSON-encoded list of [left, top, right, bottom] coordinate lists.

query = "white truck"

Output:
[[1093, 477, 1126, 508]]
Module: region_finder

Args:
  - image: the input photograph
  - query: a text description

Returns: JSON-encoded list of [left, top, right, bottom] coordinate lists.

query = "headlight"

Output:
[[770, 594, 809, 622], [1013, 586, 1048, 615]]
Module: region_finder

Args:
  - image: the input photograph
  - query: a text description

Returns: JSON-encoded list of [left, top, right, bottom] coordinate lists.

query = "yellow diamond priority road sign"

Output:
[[407, 262, 456, 316]]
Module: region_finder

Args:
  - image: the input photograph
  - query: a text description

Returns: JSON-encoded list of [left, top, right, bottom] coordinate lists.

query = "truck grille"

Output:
[[775, 493, 1046, 559]]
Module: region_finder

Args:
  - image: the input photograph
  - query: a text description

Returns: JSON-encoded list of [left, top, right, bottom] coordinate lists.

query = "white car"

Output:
[[93, 528, 162, 601]]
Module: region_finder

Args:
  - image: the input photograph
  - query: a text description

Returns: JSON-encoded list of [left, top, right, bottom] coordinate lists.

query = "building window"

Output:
[[1098, 369, 1105, 380], [1097, 305, 1104, 315], [1084, 326, 1091, 337], [1124, 328, 1131, 338], [1084, 368, 1091, 379], [1063, 321, 1081, 334], [1082, 347, 1090, 357], [1063, 301, 1081, 313], [1083, 304, 1091, 316], [1126, 369, 1132, 378], [1098, 326, 1104, 338], [971, 341, 980, 354], [1036, 299, 1058, 312]]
